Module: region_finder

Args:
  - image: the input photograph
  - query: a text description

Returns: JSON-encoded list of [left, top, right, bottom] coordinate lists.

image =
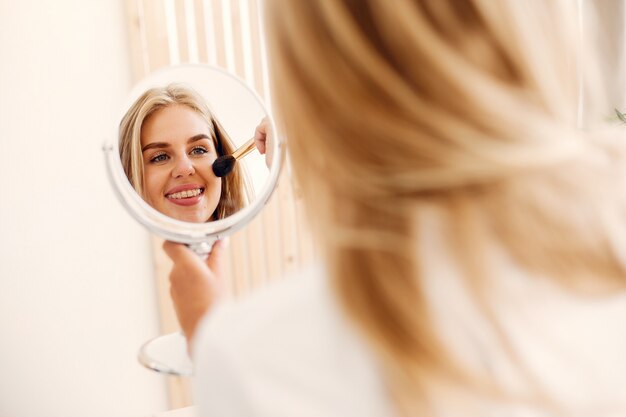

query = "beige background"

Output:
[[0, 1, 624, 417]]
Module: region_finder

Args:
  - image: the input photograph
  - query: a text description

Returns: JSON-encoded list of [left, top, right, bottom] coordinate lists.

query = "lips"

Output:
[[165, 184, 205, 206]]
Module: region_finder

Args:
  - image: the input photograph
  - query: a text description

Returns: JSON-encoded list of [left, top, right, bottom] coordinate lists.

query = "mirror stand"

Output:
[[138, 332, 193, 376], [104, 64, 283, 377], [187, 241, 215, 258]]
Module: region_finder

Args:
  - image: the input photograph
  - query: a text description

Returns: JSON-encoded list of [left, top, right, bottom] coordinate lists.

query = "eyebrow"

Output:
[[141, 134, 211, 152]]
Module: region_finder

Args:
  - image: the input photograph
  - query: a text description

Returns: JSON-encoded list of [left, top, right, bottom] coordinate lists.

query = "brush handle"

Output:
[[232, 137, 256, 160]]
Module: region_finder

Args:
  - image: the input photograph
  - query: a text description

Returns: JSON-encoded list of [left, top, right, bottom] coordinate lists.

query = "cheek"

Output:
[[142, 166, 166, 203], [206, 178, 222, 209], [199, 165, 221, 194], [209, 178, 222, 200]]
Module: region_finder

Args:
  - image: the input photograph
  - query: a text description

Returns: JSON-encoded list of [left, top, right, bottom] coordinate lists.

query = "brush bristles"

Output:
[[212, 155, 236, 177]]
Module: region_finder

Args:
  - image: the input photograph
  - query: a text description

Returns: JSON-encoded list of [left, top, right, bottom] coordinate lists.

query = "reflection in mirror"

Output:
[[104, 64, 281, 247], [119, 84, 255, 223], [104, 64, 282, 375]]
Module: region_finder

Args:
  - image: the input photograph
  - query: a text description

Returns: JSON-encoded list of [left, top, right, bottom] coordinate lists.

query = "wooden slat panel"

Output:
[[219, 0, 236, 72], [174, 0, 190, 63], [229, 232, 250, 295], [249, 0, 280, 283], [125, 0, 150, 81], [237, 0, 255, 86], [201, 0, 218, 65], [247, 0, 265, 96], [210, 0, 228, 68], [227, 0, 246, 77], [261, 182, 284, 281], [142, 0, 170, 71], [193, 0, 209, 63], [168, 378, 192, 409], [183, 0, 200, 62], [246, 209, 268, 284]]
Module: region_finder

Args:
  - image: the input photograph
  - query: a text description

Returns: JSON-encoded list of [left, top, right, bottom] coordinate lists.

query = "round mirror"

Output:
[[102, 64, 283, 375], [103, 64, 282, 255]]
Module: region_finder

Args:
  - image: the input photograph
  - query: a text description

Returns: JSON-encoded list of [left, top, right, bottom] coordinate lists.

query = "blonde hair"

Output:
[[265, 0, 626, 414], [119, 84, 249, 220]]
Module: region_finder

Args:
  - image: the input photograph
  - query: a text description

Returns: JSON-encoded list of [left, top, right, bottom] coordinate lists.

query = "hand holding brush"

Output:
[[212, 117, 272, 177]]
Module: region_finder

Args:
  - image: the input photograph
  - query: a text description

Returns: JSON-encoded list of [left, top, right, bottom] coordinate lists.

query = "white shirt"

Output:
[[191, 233, 626, 417], [192, 264, 393, 417], [417, 212, 626, 416]]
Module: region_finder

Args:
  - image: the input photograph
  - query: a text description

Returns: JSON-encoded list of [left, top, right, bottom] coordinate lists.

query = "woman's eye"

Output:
[[150, 153, 169, 163], [190, 146, 209, 156]]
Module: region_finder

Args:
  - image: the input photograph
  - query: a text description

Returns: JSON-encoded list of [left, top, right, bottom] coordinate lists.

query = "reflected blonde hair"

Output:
[[119, 84, 249, 220], [265, 0, 626, 414]]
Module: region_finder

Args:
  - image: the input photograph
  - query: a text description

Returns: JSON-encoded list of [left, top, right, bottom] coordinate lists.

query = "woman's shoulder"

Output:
[[191, 264, 391, 417]]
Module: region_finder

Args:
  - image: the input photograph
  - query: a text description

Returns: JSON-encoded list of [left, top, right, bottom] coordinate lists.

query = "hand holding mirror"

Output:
[[103, 64, 282, 375]]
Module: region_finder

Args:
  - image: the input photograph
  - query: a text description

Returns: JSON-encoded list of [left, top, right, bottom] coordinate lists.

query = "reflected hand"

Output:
[[253, 117, 274, 168], [162, 239, 229, 345]]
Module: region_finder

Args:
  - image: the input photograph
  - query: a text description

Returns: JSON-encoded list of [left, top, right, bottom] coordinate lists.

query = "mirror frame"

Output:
[[103, 64, 283, 248]]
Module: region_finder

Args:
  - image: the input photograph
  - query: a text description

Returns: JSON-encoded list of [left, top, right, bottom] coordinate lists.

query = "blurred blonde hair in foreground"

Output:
[[265, 0, 626, 415]]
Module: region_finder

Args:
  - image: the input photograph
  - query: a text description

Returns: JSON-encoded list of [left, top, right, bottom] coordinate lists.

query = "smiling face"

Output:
[[140, 104, 222, 223]]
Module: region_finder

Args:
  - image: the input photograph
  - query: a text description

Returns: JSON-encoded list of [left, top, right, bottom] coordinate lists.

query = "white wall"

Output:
[[0, 1, 168, 416]]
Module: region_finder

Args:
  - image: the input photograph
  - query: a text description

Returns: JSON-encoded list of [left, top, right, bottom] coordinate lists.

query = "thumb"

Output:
[[162, 240, 194, 263], [206, 238, 229, 277]]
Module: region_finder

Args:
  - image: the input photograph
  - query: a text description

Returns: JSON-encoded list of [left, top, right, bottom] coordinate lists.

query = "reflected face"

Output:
[[140, 104, 222, 223]]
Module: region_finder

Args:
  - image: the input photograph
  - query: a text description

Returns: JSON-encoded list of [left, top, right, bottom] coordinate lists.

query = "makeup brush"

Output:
[[212, 137, 257, 177]]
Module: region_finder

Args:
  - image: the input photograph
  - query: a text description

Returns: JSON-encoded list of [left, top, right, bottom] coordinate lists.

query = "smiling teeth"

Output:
[[168, 188, 202, 199]]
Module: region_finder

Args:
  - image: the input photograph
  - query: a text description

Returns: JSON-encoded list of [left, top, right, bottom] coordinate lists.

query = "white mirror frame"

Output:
[[102, 64, 283, 252]]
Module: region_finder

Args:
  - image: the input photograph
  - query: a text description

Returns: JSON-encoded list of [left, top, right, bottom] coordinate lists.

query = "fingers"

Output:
[[254, 120, 267, 155], [206, 238, 229, 278], [163, 241, 211, 339], [162, 240, 192, 262], [255, 117, 274, 168], [162, 239, 228, 278]]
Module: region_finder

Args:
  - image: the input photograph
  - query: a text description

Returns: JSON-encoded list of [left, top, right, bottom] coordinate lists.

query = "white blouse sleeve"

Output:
[[192, 320, 256, 417], [189, 266, 391, 417]]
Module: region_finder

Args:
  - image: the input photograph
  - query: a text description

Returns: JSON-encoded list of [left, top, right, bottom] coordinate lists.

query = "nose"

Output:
[[172, 156, 195, 178]]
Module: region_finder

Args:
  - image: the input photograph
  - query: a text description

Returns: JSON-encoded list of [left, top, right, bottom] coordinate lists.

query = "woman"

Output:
[[119, 84, 250, 222], [165, 1, 626, 416]]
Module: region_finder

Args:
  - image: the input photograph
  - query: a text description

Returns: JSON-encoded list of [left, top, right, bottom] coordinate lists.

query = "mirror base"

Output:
[[138, 332, 194, 376]]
